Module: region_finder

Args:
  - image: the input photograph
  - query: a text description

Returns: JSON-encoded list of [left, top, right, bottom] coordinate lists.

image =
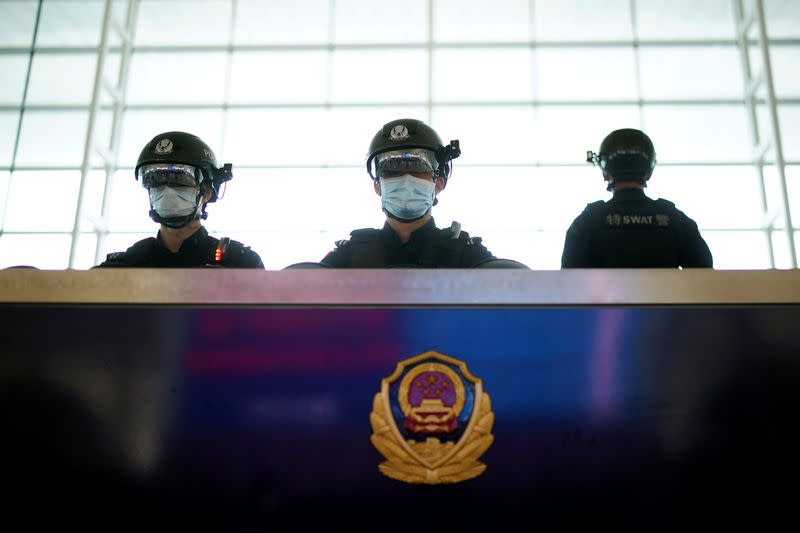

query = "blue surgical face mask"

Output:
[[379, 175, 436, 221]]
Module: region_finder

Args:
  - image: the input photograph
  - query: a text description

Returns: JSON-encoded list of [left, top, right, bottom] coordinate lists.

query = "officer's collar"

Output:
[[381, 217, 437, 243], [156, 225, 208, 253], [611, 188, 648, 201]]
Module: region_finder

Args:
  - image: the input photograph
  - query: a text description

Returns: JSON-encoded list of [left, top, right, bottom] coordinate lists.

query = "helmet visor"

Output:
[[375, 148, 438, 177], [138, 163, 200, 188]]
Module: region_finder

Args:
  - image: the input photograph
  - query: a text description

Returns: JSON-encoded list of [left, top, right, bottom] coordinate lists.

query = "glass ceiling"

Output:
[[0, 0, 798, 269]]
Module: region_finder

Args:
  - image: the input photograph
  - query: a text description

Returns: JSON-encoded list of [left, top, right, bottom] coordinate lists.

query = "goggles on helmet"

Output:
[[137, 163, 200, 189], [374, 148, 438, 177]]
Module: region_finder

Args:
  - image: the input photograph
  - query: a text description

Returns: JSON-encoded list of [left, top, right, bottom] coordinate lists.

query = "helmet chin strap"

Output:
[[148, 209, 205, 228], [384, 208, 431, 224]]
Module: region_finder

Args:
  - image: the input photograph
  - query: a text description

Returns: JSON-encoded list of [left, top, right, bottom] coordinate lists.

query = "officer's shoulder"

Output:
[[574, 200, 606, 217], [440, 221, 482, 247], [99, 237, 157, 266], [341, 227, 381, 244], [115, 237, 157, 258], [99, 251, 129, 267], [654, 198, 698, 226], [223, 238, 264, 268], [321, 228, 381, 251], [571, 200, 606, 221], [654, 198, 690, 217], [654, 198, 676, 208]]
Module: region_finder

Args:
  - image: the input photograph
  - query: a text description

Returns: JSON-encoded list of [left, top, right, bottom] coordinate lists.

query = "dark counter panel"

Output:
[[2, 304, 798, 528]]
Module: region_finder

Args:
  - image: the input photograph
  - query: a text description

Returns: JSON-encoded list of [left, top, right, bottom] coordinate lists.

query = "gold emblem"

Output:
[[369, 351, 494, 484]]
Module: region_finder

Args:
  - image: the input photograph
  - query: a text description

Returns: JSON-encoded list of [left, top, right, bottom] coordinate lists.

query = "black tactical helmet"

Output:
[[135, 131, 232, 203], [366, 118, 460, 186], [587, 128, 656, 191]]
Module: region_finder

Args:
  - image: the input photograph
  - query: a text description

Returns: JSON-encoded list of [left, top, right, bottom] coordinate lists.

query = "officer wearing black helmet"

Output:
[[307, 118, 525, 269], [561, 128, 712, 268], [95, 131, 264, 268]]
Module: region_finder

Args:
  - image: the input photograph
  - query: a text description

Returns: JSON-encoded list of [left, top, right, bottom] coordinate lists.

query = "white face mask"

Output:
[[379, 174, 436, 221], [149, 185, 201, 219]]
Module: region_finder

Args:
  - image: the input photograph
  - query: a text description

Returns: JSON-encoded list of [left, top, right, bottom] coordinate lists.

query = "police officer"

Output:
[[96, 131, 264, 268], [307, 118, 526, 268], [561, 128, 712, 268]]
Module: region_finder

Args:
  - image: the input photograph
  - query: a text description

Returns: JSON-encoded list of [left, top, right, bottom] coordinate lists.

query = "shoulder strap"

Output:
[[350, 228, 381, 240], [583, 200, 611, 225], [103, 238, 156, 267], [209, 237, 230, 265], [448, 220, 462, 239], [420, 224, 470, 267], [347, 228, 385, 267], [580, 200, 606, 219], [213, 237, 262, 268], [655, 198, 675, 208]]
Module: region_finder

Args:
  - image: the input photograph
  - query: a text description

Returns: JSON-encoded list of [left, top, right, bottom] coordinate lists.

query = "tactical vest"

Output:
[[345, 222, 470, 268], [101, 236, 248, 267], [586, 197, 684, 267]]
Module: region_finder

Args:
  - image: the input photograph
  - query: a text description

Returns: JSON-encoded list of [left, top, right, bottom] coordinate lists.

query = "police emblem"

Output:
[[154, 138, 173, 154], [389, 124, 410, 140], [369, 351, 494, 484]]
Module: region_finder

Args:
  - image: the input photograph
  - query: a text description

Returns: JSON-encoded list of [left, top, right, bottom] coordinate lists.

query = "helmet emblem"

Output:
[[389, 125, 410, 140], [154, 138, 174, 154]]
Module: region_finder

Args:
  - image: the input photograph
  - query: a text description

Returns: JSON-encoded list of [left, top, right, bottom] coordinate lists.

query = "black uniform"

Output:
[[561, 189, 712, 268], [320, 218, 497, 268], [95, 226, 264, 268]]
